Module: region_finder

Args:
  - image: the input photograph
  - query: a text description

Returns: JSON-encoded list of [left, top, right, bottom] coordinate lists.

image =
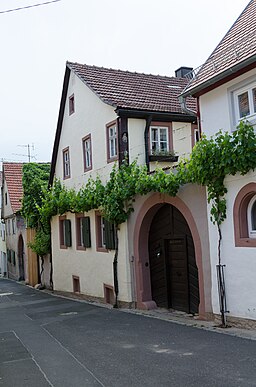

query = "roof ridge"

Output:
[[66, 60, 183, 81]]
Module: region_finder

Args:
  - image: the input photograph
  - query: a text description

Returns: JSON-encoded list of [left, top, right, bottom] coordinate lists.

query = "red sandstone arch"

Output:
[[133, 193, 206, 319]]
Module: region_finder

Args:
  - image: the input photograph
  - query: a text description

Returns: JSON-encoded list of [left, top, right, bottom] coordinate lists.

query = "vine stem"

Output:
[[217, 222, 222, 266], [113, 226, 119, 308]]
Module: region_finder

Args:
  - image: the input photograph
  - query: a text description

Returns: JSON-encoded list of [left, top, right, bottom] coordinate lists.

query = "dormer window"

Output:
[[69, 94, 75, 115]]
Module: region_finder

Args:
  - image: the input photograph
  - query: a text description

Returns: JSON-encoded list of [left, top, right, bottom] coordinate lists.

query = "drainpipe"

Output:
[[144, 115, 152, 172], [196, 97, 202, 138], [179, 95, 201, 138]]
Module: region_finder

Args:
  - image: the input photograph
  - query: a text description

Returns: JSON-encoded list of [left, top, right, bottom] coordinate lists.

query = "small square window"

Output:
[[69, 94, 75, 115], [63, 148, 71, 179], [82, 135, 92, 171]]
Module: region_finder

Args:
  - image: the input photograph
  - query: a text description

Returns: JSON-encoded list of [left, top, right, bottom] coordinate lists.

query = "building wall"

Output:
[[55, 72, 117, 189], [52, 69, 198, 305], [6, 215, 27, 281], [0, 213, 7, 276], [199, 68, 256, 320], [199, 68, 256, 136], [51, 210, 132, 303]]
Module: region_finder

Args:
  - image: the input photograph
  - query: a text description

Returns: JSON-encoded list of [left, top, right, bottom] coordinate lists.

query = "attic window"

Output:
[[69, 94, 75, 115]]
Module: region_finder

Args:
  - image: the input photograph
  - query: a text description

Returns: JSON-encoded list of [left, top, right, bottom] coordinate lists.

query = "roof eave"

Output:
[[115, 107, 196, 122], [182, 55, 256, 98], [49, 66, 71, 187]]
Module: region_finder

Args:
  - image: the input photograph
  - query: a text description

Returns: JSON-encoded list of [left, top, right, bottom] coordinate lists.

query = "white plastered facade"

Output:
[[199, 67, 256, 320], [51, 69, 201, 305]]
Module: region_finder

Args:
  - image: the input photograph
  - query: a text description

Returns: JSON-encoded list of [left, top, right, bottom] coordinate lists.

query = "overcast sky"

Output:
[[0, 0, 249, 163]]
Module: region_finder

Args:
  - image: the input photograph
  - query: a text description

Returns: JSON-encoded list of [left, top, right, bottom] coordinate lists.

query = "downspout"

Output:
[[196, 97, 202, 138], [179, 94, 201, 138], [144, 115, 152, 172]]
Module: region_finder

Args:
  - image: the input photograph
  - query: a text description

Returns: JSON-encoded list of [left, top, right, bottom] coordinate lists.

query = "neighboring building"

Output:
[[1, 163, 27, 281], [181, 0, 256, 323], [0, 171, 7, 277], [49, 62, 213, 319]]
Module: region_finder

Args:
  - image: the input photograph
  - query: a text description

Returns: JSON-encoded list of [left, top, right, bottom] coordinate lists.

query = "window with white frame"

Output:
[[107, 122, 118, 161], [150, 126, 169, 154], [234, 82, 256, 123], [82, 135, 92, 171], [247, 195, 256, 238], [63, 148, 70, 178]]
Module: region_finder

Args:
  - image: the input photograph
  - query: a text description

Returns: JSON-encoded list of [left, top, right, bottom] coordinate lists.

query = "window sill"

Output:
[[235, 238, 256, 247], [149, 155, 179, 162], [76, 246, 86, 251], [96, 246, 108, 253]]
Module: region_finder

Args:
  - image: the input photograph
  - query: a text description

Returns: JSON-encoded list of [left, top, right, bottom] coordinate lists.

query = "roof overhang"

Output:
[[49, 66, 71, 187], [115, 107, 196, 123], [182, 55, 256, 98]]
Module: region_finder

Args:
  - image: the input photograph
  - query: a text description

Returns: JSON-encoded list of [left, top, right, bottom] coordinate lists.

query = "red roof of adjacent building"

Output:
[[3, 163, 23, 213], [67, 62, 197, 113], [183, 0, 256, 96]]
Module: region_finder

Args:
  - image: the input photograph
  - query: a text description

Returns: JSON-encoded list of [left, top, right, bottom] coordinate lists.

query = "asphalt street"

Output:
[[0, 278, 256, 387]]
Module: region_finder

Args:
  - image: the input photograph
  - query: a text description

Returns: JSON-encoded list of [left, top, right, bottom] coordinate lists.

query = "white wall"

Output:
[[55, 71, 117, 190], [51, 211, 132, 302], [200, 68, 256, 320], [199, 68, 256, 136], [172, 121, 193, 160], [52, 69, 197, 304]]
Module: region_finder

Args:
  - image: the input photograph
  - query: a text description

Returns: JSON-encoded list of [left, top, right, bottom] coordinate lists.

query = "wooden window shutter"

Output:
[[104, 220, 115, 250], [64, 219, 72, 247], [82, 217, 91, 248], [12, 250, 16, 265]]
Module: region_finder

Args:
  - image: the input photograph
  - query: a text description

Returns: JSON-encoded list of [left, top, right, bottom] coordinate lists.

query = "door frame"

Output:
[[133, 193, 207, 319]]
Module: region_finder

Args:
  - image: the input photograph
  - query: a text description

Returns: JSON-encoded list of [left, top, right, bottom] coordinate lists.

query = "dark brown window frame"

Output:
[[63, 147, 71, 179], [106, 120, 118, 163], [82, 134, 92, 172], [233, 182, 256, 247], [69, 94, 75, 115]]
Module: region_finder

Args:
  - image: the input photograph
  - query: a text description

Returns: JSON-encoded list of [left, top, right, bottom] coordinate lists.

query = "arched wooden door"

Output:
[[149, 204, 199, 314]]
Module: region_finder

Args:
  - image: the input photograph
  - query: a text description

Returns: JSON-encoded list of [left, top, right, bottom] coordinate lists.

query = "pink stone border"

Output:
[[133, 193, 206, 319]]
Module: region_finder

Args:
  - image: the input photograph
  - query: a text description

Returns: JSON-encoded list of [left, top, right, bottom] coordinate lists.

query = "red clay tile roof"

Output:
[[67, 62, 196, 113], [3, 163, 23, 213], [183, 0, 256, 96]]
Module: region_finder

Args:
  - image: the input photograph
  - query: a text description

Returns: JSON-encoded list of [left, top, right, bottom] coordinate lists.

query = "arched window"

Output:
[[233, 183, 256, 247], [248, 195, 256, 238]]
